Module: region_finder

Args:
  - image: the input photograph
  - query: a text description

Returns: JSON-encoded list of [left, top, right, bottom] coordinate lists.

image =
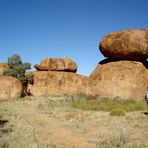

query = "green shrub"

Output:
[[110, 108, 126, 116], [3, 54, 33, 96]]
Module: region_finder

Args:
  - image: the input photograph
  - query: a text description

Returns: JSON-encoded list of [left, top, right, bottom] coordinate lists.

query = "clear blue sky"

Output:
[[0, 0, 148, 76]]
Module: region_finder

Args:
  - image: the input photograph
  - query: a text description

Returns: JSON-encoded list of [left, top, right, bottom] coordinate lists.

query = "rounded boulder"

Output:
[[99, 29, 148, 60], [0, 76, 23, 99], [86, 59, 148, 100], [34, 56, 78, 73]]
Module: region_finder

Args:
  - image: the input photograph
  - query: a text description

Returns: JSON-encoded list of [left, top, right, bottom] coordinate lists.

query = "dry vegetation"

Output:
[[0, 95, 148, 148]]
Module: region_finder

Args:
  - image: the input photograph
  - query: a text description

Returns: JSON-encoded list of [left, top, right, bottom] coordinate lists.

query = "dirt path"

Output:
[[23, 103, 95, 148], [23, 103, 94, 148]]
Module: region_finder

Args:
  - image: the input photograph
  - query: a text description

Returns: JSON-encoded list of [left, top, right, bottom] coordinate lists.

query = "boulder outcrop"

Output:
[[86, 59, 148, 100], [34, 56, 77, 72], [0, 63, 9, 76], [28, 71, 88, 96], [0, 76, 23, 99], [100, 29, 148, 60], [1, 29, 147, 100]]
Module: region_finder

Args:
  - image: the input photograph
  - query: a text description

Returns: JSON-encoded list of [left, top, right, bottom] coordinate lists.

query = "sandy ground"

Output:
[[0, 96, 148, 148]]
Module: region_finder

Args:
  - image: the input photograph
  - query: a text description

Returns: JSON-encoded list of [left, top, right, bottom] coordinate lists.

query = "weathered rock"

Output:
[[34, 56, 78, 72], [86, 59, 148, 100], [99, 29, 148, 59], [0, 63, 9, 76], [0, 76, 23, 99], [28, 71, 88, 96]]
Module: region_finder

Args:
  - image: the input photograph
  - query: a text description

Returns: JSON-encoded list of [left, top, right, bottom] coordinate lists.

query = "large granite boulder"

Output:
[[86, 59, 148, 100], [28, 71, 88, 96], [0, 76, 23, 99], [0, 63, 9, 76], [99, 29, 148, 60], [34, 56, 78, 73]]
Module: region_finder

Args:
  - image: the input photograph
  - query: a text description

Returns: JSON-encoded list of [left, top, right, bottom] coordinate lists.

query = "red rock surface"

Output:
[[86, 59, 148, 100], [0, 76, 23, 99], [0, 63, 9, 75], [100, 29, 148, 60], [28, 71, 88, 96]]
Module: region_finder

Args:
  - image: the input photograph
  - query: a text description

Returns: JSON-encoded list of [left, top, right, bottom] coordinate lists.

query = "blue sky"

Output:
[[0, 0, 148, 76]]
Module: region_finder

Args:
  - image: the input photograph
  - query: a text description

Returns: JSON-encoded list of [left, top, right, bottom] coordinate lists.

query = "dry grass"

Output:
[[98, 132, 145, 148], [0, 96, 148, 148]]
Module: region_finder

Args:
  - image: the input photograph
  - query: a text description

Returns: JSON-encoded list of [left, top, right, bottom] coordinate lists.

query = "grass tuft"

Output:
[[110, 108, 126, 116]]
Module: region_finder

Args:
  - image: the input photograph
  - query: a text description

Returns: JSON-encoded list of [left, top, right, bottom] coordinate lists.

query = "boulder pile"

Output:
[[0, 29, 148, 100], [86, 29, 148, 100], [29, 57, 88, 96]]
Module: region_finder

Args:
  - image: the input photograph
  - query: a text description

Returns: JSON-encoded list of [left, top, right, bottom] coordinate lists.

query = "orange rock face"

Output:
[[100, 29, 148, 60], [0, 63, 9, 75], [28, 71, 88, 96], [34, 56, 78, 72], [0, 76, 23, 99], [86, 59, 148, 100]]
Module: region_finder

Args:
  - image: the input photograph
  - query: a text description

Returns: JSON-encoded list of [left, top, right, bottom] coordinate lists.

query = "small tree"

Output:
[[3, 54, 33, 96]]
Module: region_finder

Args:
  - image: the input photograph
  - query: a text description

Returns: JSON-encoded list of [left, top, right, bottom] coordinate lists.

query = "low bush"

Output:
[[72, 97, 145, 113]]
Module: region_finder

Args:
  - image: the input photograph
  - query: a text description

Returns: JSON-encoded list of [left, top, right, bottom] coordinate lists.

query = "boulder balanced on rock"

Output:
[[1, 29, 147, 100], [100, 29, 148, 60], [34, 56, 78, 73], [87, 29, 148, 100], [28, 56, 87, 97]]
